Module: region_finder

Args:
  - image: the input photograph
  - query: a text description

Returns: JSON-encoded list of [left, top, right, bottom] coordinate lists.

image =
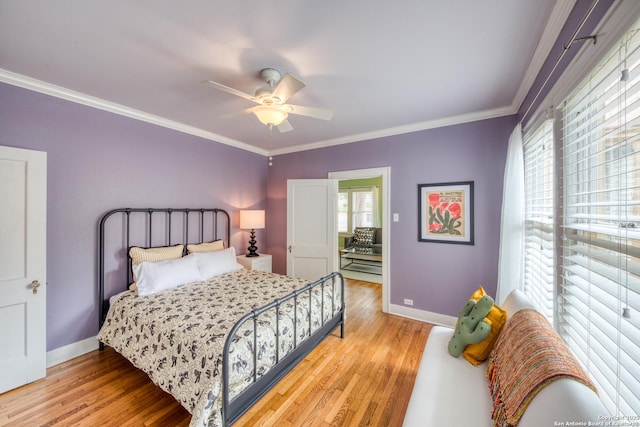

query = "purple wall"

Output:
[[267, 116, 516, 317], [0, 83, 268, 351], [0, 85, 516, 346]]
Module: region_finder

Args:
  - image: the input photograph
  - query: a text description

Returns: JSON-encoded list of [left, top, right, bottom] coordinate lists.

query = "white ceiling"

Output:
[[0, 1, 569, 155]]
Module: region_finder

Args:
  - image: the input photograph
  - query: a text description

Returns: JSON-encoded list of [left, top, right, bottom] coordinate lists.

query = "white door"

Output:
[[287, 179, 337, 280], [0, 145, 47, 393]]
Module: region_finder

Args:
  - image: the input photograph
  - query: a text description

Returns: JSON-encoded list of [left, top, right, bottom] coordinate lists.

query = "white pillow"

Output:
[[133, 254, 203, 296], [192, 247, 243, 279]]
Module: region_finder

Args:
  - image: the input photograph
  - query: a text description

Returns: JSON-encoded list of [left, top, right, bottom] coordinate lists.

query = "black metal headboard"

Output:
[[98, 208, 231, 329]]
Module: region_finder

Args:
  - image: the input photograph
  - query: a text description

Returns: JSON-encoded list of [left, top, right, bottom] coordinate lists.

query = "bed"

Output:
[[96, 208, 345, 427]]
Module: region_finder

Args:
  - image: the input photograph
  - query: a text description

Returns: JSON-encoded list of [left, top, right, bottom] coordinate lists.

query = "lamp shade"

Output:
[[252, 106, 288, 126], [240, 210, 265, 229]]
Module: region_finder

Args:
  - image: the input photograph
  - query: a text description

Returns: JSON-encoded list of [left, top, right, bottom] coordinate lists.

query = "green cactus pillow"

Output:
[[447, 286, 508, 365], [463, 287, 507, 365], [448, 294, 494, 359]]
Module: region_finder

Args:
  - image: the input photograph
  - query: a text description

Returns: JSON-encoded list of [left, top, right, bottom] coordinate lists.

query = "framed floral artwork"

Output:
[[418, 181, 474, 244]]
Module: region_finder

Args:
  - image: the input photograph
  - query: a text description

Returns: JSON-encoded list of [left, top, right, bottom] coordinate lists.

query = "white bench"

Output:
[[403, 290, 608, 427]]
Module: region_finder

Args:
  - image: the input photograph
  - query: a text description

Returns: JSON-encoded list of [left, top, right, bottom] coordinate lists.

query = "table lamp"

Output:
[[240, 210, 265, 257]]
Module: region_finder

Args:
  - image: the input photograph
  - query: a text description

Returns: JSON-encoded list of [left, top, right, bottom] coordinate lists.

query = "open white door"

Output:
[[0, 145, 47, 393], [287, 179, 338, 280]]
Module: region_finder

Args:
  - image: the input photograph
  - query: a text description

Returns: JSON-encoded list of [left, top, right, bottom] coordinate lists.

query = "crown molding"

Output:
[[1, 69, 522, 158], [530, 0, 640, 126], [270, 105, 516, 156], [1, 3, 576, 159], [0, 69, 268, 156], [510, 0, 577, 113]]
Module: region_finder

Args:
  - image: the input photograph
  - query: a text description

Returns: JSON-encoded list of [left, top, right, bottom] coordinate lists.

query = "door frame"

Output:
[[329, 167, 390, 313]]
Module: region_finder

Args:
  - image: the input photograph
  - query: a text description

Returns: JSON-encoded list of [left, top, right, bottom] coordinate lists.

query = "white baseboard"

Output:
[[43, 307, 451, 369], [389, 303, 456, 328], [44, 306, 453, 368], [47, 336, 99, 368]]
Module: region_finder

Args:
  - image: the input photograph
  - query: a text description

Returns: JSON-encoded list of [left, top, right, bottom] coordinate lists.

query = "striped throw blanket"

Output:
[[486, 309, 596, 427]]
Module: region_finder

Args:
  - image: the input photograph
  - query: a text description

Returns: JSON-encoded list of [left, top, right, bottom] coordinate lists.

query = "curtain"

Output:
[[370, 186, 380, 227], [496, 123, 525, 304], [351, 187, 379, 229]]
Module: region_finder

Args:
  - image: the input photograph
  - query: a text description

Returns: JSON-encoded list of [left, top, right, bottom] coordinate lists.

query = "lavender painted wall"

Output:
[[267, 116, 516, 317], [0, 83, 268, 351]]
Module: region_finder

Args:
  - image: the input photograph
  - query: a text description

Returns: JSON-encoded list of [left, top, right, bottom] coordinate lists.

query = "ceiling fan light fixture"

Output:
[[205, 68, 331, 132], [253, 106, 288, 126]]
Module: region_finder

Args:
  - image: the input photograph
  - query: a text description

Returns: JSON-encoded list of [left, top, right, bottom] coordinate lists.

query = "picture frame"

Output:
[[418, 181, 474, 245]]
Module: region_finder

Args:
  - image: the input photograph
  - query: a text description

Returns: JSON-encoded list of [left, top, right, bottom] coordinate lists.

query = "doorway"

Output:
[[329, 167, 390, 313], [337, 178, 382, 282]]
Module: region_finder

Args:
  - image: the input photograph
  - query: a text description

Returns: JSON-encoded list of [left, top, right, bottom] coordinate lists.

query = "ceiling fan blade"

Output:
[[272, 74, 305, 103], [220, 107, 254, 119], [287, 104, 334, 121], [277, 119, 294, 133], [203, 80, 259, 103]]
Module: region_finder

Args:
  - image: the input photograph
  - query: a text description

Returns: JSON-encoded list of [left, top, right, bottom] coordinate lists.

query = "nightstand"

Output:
[[236, 253, 272, 273]]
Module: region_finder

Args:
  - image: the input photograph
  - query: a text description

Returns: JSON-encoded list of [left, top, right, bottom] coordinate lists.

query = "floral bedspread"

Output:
[[97, 269, 343, 427]]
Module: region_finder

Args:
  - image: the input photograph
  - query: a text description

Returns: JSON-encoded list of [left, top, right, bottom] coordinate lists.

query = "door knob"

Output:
[[288, 245, 292, 253], [30, 280, 41, 294]]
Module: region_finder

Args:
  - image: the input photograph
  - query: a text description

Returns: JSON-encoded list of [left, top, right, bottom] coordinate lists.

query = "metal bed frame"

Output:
[[97, 207, 345, 426]]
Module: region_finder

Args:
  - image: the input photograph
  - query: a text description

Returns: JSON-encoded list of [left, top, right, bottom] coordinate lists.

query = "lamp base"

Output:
[[246, 229, 260, 257]]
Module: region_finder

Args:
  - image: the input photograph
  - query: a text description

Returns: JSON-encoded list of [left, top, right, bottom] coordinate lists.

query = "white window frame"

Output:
[[523, 118, 556, 324], [338, 187, 378, 233]]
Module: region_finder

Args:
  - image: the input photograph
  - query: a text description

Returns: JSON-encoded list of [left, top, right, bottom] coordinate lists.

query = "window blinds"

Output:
[[523, 119, 556, 323], [560, 23, 640, 416]]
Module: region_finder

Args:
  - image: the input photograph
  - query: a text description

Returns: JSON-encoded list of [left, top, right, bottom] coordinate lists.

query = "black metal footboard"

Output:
[[222, 271, 345, 426]]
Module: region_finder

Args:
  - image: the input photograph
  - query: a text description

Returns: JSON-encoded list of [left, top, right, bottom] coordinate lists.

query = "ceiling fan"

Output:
[[204, 68, 333, 133]]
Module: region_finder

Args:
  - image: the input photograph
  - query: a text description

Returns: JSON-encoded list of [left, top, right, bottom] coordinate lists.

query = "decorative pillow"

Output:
[[133, 254, 203, 296], [354, 228, 375, 245], [187, 240, 225, 254], [129, 244, 184, 266], [448, 295, 494, 358], [191, 247, 243, 280], [463, 286, 508, 365]]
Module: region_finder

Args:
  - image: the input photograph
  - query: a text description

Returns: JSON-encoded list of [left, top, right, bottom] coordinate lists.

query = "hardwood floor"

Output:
[[0, 279, 431, 426]]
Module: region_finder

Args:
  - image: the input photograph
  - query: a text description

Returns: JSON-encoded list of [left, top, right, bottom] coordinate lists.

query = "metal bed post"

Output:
[[167, 209, 173, 246], [221, 272, 344, 426], [98, 208, 340, 427]]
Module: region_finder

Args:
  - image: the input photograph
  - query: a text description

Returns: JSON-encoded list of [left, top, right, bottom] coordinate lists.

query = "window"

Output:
[[338, 187, 378, 233], [523, 119, 555, 323], [523, 20, 640, 417], [559, 23, 640, 416]]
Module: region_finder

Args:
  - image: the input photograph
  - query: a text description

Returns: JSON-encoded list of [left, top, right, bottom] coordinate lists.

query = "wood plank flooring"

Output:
[[0, 279, 431, 427]]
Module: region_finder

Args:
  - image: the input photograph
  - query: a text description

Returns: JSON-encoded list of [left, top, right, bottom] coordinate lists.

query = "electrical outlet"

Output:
[[404, 298, 413, 306]]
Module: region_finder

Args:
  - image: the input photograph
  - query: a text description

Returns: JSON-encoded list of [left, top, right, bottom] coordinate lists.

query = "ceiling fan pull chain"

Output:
[[268, 125, 274, 166]]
